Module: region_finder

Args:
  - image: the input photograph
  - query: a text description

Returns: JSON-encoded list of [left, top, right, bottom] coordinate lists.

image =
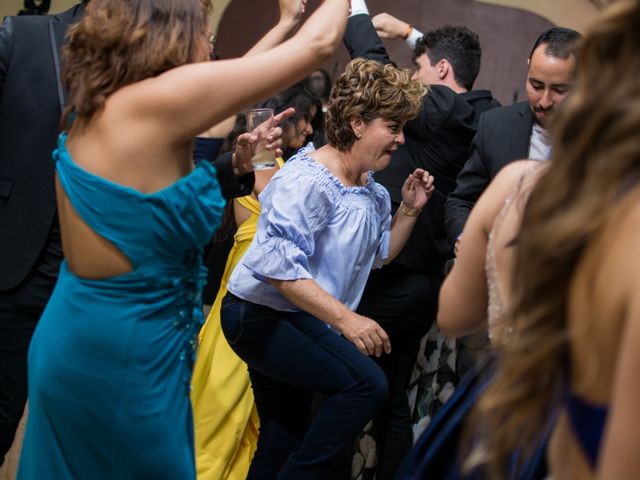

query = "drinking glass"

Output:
[[245, 108, 277, 170]]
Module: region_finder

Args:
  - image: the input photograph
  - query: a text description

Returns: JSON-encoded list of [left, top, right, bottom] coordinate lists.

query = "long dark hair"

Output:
[[259, 82, 324, 155], [467, 0, 640, 476], [229, 83, 322, 159]]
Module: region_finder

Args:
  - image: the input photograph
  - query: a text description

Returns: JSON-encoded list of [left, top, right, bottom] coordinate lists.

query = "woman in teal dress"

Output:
[[17, 0, 349, 478]]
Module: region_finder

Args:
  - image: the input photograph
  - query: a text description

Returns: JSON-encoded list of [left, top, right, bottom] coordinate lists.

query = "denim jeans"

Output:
[[221, 293, 388, 480]]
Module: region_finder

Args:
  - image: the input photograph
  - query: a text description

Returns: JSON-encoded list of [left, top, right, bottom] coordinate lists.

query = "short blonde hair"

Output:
[[326, 58, 427, 151]]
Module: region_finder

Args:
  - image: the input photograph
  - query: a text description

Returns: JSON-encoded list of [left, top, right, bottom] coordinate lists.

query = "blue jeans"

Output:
[[221, 293, 388, 479]]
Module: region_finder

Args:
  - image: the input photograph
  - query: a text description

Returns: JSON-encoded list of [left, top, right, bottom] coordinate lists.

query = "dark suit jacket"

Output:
[[0, 5, 83, 290], [443, 101, 533, 246], [0, 6, 252, 291], [344, 14, 500, 274]]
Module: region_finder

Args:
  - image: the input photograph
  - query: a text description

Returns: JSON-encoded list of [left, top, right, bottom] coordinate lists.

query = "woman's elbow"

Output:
[[437, 283, 457, 336], [307, 29, 340, 61], [437, 306, 486, 339], [383, 247, 400, 265], [437, 310, 461, 338]]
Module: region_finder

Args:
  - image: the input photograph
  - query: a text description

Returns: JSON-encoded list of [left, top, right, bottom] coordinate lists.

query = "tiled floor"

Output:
[[0, 407, 26, 480]]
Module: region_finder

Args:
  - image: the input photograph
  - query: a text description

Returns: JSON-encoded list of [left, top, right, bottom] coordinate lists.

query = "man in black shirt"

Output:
[[342, 4, 499, 478]]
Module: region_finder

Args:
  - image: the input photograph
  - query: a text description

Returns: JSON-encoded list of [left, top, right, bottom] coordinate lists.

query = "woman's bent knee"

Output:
[[361, 363, 389, 411]]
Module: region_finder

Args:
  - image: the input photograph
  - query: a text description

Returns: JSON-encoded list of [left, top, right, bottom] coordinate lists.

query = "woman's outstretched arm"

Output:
[[115, 0, 349, 144]]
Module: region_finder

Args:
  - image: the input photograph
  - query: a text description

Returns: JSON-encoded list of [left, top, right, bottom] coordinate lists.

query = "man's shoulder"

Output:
[[459, 89, 498, 104], [427, 85, 501, 117], [461, 89, 500, 111], [1, 14, 49, 52], [8, 3, 82, 26], [4, 13, 48, 29], [427, 84, 458, 102], [481, 101, 530, 123], [423, 84, 469, 121]]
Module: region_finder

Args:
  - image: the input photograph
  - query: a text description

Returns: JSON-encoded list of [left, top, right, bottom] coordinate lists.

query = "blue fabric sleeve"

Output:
[[372, 185, 391, 269], [193, 137, 224, 163], [242, 168, 333, 281]]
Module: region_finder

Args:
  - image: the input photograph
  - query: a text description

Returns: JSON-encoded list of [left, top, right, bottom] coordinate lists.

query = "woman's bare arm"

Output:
[[597, 204, 640, 479], [438, 160, 538, 338], [114, 0, 348, 144], [245, 0, 307, 56], [199, 0, 306, 138], [386, 169, 434, 263], [269, 278, 392, 357]]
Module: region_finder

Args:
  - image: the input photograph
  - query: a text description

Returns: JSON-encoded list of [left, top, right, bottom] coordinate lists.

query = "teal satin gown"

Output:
[[18, 131, 225, 479]]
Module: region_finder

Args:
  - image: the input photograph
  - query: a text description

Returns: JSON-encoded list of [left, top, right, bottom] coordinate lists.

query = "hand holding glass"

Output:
[[246, 108, 277, 170]]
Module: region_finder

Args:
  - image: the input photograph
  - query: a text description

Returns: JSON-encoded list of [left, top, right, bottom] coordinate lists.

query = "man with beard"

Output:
[[444, 27, 580, 251]]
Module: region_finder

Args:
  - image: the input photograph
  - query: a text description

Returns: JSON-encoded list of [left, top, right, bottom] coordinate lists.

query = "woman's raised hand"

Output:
[[401, 168, 435, 210], [232, 108, 296, 175], [280, 0, 308, 24], [341, 313, 392, 357]]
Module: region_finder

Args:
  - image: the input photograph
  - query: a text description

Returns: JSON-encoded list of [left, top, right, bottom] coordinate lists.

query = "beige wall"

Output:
[[477, 0, 600, 31], [212, 0, 232, 32], [212, 0, 600, 35], [1, 0, 600, 34]]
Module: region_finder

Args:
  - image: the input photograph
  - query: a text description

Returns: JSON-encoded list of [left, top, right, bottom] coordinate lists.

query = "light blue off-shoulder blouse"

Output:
[[227, 143, 391, 312]]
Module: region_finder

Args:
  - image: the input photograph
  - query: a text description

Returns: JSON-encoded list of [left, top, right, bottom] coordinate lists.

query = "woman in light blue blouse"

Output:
[[221, 58, 434, 479]]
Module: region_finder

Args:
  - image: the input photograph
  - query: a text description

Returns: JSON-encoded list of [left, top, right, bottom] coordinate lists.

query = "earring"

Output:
[[355, 133, 362, 138]]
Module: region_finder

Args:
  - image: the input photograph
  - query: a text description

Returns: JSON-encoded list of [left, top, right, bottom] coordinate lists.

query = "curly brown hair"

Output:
[[325, 58, 426, 151], [466, 0, 640, 477], [61, 0, 212, 129]]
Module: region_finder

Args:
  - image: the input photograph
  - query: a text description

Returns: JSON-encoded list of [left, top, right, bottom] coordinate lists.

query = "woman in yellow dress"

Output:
[[191, 82, 321, 480]]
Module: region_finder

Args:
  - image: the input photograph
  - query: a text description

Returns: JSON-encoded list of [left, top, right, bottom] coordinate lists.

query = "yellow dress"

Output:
[[191, 158, 284, 480]]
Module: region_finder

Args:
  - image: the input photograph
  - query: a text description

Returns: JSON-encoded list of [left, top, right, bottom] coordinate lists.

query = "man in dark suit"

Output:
[[444, 27, 581, 250], [0, 3, 85, 461], [0, 3, 257, 463], [341, 4, 499, 478]]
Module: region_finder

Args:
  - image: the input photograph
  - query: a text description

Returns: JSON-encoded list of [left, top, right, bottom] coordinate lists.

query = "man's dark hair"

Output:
[[413, 25, 481, 91], [529, 27, 582, 60]]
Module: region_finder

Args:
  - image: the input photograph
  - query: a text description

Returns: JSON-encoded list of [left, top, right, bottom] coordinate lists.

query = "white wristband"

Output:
[[405, 27, 424, 49], [349, 0, 369, 17]]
